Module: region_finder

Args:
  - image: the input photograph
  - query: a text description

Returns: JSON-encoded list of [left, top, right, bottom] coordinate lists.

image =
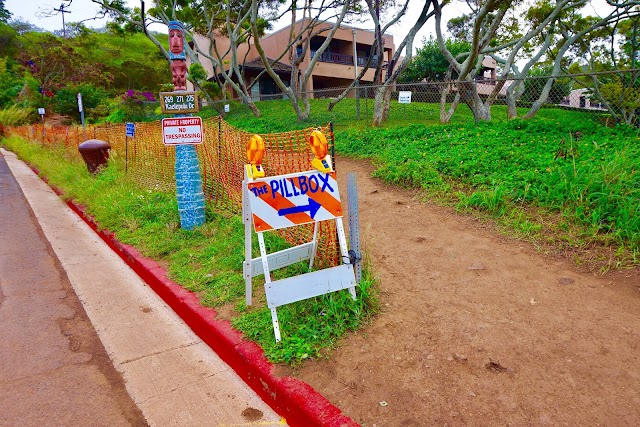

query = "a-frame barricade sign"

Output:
[[242, 134, 357, 342]]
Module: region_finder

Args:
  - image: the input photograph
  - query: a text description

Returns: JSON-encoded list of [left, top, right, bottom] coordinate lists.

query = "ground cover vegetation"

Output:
[[1, 135, 377, 364], [336, 112, 640, 270]]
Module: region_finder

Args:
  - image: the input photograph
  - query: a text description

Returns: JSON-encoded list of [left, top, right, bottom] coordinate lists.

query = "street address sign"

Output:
[[159, 91, 199, 113], [162, 117, 203, 145]]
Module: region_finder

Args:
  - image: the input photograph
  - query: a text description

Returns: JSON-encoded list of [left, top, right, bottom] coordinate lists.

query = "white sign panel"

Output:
[[77, 93, 83, 112], [161, 117, 203, 145], [398, 91, 412, 104], [38, 108, 45, 115]]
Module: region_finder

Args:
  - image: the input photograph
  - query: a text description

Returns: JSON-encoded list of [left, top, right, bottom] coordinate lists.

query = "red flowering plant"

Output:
[[122, 90, 157, 104]]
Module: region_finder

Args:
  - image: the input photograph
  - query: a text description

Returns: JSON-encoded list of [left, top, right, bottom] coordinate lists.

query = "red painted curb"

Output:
[[24, 163, 359, 427]]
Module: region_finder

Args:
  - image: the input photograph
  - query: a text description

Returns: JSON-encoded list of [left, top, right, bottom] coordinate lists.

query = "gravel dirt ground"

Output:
[[280, 156, 640, 427]]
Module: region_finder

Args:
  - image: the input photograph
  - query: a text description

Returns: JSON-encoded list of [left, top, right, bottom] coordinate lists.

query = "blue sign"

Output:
[[125, 122, 135, 137]]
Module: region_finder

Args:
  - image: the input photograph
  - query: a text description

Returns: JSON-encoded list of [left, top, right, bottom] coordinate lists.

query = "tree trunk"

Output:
[[459, 81, 490, 122], [506, 80, 527, 119], [523, 77, 554, 119], [244, 96, 261, 118], [439, 83, 460, 124], [475, 92, 491, 121], [372, 85, 393, 127]]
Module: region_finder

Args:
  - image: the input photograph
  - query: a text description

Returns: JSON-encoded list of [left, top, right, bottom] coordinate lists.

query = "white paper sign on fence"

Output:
[[398, 91, 412, 104]]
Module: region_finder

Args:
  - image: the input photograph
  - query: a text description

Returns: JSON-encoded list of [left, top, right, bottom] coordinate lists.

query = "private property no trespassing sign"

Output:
[[161, 117, 203, 145]]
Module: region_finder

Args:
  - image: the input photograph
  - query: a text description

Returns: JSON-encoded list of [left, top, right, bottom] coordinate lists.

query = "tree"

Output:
[[8, 19, 44, 35], [0, 22, 18, 57], [567, 14, 640, 125], [250, 0, 360, 121], [431, 0, 640, 123], [92, 0, 276, 117], [398, 36, 471, 83], [431, 0, 513, 123], [326, 0, 437, 126], [19, 32, 111, 99], [0, 0, 11, 23], [522, 65, 571, 105], [0, 57, 22, 108]]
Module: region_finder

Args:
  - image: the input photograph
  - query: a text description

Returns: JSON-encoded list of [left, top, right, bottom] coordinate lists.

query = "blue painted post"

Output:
[[168, 21, 205, 230], [175, 143, 205, 229]]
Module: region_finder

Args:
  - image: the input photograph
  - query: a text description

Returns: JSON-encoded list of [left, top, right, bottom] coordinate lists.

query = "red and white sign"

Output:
[[162, 117, 203, 145]]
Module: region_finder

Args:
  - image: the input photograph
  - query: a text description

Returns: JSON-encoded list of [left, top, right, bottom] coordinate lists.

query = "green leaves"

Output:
[[337, 111, 640, 255]]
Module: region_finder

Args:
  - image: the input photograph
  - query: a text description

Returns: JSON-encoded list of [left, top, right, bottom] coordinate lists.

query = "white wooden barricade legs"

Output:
[[242, 166, 357, 342]]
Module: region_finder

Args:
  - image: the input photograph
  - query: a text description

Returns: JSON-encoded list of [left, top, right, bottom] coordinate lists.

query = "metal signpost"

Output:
[[243, 151, 357, 343], [347, 172, 362, 284], [77, 93, 86, 139], [38, 108, 45, 124]]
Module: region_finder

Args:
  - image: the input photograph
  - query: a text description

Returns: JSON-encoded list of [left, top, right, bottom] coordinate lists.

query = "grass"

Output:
[[331, 113, 640, 270], [1, 135, 378, 365], [0, 106, 33, 126], [220, 97, 595, 132]]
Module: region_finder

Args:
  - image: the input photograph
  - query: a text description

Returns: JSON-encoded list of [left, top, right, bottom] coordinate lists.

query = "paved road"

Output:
[[0, 153, 147, 426], [0, 149, 285, 426]]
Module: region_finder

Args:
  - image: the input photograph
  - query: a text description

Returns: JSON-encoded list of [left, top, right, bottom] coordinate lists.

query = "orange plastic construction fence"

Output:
[[7, 118, 339, 267]]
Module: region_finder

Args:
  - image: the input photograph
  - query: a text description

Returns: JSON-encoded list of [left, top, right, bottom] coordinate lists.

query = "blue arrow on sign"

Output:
[[277, 197, 321, 219]]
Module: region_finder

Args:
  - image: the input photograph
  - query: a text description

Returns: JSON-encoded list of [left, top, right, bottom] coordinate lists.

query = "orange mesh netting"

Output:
[[8, 118, 339, 267]]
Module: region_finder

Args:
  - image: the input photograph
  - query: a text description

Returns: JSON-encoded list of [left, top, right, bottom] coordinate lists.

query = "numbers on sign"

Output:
[[176, 95, 184, 102], [164, 96, 173, 103], [186, 95, 194, 102], [178, 127, 186, 132]]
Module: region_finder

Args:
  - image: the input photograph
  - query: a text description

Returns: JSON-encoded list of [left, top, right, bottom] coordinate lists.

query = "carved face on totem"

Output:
[[169, 29, 184, 55]]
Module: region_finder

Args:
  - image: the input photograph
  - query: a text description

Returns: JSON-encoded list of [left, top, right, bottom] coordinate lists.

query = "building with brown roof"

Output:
[[192, 19, 395, 100]]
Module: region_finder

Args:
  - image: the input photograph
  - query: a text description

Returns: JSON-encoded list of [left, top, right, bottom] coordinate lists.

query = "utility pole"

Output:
[[53, 2, 71, 38]]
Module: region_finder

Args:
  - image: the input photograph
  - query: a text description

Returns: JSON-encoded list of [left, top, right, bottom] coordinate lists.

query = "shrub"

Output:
[[52, 83, 109, 120], [0, 105, 33, 125]]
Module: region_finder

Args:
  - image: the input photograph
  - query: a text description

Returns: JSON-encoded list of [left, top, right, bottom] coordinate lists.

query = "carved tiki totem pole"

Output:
[[167, 21, 205, 230], [168, 21, 188, 90]]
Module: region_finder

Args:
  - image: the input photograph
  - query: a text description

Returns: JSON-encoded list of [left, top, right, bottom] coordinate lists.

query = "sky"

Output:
[[5, 0, 614, 52], [5, 0, 112, 32], [5, 0, 447, 45]]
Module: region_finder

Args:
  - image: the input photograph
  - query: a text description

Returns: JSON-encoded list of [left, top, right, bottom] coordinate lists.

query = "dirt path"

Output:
[[284, 156, 640, 426]]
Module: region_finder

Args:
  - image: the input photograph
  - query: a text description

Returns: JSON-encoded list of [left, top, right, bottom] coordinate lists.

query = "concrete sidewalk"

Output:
[[1, 148, 285, 426]]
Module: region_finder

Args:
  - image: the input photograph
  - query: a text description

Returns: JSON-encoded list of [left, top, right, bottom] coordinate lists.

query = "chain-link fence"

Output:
[[189, 69, 637, 127]]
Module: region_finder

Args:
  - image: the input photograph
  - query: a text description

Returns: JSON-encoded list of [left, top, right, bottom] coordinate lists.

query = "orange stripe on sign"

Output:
[[249, 182, 314, 225], [252, 213, 273, 231], [290, 172, 342, 217]]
